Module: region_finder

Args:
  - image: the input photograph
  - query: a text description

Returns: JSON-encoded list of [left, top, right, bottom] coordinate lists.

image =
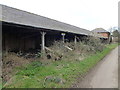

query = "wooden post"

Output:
[[41, 32, 46, 52], [61, 33, 66, 43], [74, 35, 77, 44]]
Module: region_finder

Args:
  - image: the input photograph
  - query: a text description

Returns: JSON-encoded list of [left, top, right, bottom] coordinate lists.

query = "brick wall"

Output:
[[98, 32, 109, 38]]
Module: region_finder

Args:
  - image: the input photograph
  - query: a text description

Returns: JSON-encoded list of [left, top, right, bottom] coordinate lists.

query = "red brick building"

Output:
[[92, 28, 110, 39]]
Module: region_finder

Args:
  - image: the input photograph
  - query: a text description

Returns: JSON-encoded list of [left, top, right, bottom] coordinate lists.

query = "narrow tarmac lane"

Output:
[[72, 46, 118, 88]]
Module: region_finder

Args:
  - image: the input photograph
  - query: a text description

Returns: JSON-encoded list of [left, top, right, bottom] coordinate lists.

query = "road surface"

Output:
[[72, 46, 118, 88]]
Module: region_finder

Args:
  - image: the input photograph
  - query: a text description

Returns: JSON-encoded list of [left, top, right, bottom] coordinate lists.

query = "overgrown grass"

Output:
[[3, 43, 118, 88], [0, 84, 2, 90]]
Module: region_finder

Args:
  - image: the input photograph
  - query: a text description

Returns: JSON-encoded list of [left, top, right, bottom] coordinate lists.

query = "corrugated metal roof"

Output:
[[0, 4, 91, 35], [92, 28, 109, 33]]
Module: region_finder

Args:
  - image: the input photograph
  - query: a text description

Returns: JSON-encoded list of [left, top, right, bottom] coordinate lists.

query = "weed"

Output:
[[3, 37, 118, 88]]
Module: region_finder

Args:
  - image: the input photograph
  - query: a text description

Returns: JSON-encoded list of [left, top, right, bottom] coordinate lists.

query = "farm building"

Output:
[[92, 28, 111, 43], [0, 4, 92, 53], [92, 28, 110, 38]]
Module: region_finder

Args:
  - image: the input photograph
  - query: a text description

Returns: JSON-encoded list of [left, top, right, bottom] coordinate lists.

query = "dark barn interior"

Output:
[[2, 22, 42, 52], [2, 22, 86, 53]]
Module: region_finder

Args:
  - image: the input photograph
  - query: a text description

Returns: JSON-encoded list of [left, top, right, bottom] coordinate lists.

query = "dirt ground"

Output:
[[72, 46, 118, 88], [2, 53, 32, 82]]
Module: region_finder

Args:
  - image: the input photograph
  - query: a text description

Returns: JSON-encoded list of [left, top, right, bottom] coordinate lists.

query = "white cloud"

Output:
[[0, 0, 119, 30]]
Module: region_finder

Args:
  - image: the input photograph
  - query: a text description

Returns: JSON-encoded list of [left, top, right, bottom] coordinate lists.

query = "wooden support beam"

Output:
[[41, 32, 46, 52], [63, 45, 73, 51], [61, 33, 66, 43], [74, 35, 77, 44]]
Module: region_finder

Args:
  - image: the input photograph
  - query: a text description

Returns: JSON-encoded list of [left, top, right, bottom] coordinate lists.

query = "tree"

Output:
[[112, 30, 120, 37]]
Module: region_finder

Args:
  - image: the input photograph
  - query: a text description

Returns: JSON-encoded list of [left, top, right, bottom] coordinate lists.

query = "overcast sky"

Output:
[[0, 0, 119, 31]]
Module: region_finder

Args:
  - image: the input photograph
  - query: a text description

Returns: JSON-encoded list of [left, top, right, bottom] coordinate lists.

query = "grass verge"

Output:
[[3, 43, 118, 88]]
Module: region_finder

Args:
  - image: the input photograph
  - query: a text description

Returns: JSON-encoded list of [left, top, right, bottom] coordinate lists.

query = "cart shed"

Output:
[[0, 4, 91, 52]]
